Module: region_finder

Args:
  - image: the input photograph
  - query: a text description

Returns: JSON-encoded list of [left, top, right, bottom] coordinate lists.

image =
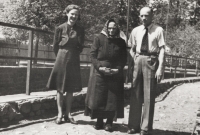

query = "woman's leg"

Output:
[[64, 92, 78, 124], [57, 91, 64, 118], [97, 118, 104, 125], [65, 92, 73, 118], [106, 118, 113, 125], [94, 117, 104, 130], [105, 118, 113, 132]]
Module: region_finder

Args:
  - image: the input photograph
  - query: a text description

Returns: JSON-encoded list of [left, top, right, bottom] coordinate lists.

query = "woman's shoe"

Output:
[[93, 118, 104, 130], [55, 117, 62, 124], [104, 124, 113, 132], [64, 116, 78, 125], [93, 123, 104, 130], [127, 128, 140, 134]]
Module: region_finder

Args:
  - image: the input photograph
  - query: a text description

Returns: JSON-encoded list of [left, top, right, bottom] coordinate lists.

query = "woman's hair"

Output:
[[64, 4, 81, 20]]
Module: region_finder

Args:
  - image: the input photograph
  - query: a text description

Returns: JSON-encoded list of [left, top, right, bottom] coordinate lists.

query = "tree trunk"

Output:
[[33, 32, 39, 64]]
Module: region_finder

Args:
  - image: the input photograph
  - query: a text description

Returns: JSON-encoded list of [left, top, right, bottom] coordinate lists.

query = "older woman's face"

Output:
[[67, 9, 79, 25], [108, 22, 117, 36]]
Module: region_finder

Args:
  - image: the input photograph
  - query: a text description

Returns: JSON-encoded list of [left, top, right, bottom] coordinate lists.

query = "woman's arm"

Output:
[[53, 27, 61, 56], [90, 35, 102, 71], [78, 27, 85, 53], [116, 40, 127, 70]]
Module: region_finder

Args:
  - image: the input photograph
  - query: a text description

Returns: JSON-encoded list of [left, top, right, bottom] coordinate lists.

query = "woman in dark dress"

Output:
[[46, 4, 84, 124], [85, 19, 127, 132]]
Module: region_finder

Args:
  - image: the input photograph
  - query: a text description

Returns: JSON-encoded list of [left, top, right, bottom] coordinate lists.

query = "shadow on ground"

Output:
[[0, 109, 85, 131], [152, 129, 192, 135], [72, 120, 194, 135], [0, 112, 57, 132], [78, 120, 129, 133]]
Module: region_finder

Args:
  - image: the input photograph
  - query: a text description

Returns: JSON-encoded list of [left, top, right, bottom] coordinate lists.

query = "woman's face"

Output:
[[67, 9, 79, 25], [108, 22, 117, 36]]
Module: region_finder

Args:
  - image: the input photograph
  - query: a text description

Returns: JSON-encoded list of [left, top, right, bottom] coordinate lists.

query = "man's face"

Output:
[[140, 8, 153, 27]]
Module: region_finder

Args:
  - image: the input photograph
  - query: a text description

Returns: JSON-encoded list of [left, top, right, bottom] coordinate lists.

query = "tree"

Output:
[[0, 0, 68, 63], [1, 0, 200, 59]]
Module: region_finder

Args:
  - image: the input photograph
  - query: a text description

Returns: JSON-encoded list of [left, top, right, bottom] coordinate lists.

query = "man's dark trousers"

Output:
[[128, 54, 158, 131]]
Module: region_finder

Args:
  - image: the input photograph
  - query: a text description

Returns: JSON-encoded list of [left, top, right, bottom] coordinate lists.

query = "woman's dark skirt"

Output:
[[84, 66, 124, 119], [46, 48, 82, 93]]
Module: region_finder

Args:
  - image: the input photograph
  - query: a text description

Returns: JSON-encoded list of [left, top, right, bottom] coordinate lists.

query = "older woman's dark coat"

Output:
[[46, 22, 84, 93], [85, 33, 127, 119]]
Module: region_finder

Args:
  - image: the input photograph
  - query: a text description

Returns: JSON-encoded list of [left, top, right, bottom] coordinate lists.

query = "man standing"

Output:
[[127, 7, 165, 135]]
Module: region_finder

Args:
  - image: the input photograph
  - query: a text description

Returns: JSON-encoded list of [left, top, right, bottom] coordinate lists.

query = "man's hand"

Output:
[[155, 68, 163, 83]]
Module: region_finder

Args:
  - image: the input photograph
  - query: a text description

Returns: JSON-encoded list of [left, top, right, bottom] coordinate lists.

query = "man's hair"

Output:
[[140, 6, 154, 14]]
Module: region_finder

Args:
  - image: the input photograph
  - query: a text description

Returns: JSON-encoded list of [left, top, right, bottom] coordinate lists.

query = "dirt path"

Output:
[[0, 82, 200, 135]]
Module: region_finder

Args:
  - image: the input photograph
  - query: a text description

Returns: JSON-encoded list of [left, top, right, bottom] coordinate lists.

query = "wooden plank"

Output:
[[0, 21, 93, 43], [26, 31, 34, 95], [0, 21, 54, 35], [0, 55, 55, 61]]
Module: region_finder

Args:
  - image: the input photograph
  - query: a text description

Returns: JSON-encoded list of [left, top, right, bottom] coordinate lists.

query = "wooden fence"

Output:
[[164, 55, 200, 78], [0, 21, 92, 95], [0, 21, 199, 95]]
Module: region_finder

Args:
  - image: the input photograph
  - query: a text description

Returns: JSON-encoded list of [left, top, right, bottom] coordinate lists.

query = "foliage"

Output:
[[166, 25, 200, 58], [1, 0, 200, 58], [0, 0, 65, 44], [149, 0, 200, 58]]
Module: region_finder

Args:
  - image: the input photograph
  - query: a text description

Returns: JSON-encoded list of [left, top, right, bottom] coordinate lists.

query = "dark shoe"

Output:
[[104, 124, 113, 132], [64, 116, 78, 125], [93, 123, 104, 130], [127, 128, 140, 134], [54, 117, 62, 124], [140, 130, 149, 135], [197, 112, 200, 117]]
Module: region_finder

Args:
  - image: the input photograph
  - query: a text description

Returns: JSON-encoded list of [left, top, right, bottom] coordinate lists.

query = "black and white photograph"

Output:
[[0, 0, 200, 135]]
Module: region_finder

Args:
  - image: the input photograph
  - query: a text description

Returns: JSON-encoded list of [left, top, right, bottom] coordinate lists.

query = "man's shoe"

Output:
[[127, 128, 139, 134], [104, 124, 113, 132], [140, 130, 149, 135]]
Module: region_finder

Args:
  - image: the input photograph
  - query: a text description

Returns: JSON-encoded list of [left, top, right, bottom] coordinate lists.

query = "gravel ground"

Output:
[[0, 82, 200, 135]]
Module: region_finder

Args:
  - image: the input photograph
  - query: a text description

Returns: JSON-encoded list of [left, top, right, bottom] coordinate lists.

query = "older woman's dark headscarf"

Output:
[[101, 19, 120, 38]]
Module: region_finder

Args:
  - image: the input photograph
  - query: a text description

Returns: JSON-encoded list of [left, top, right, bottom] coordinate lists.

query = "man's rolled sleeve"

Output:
[[157, 28, 165, 47], [128, 29, 136, 48], [128, 29, 137, 58]]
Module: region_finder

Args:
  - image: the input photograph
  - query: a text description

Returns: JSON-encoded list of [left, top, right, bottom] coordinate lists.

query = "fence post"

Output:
[[184, 58, 187, 78], [44, 46, 46, 65], [196, 60, 199, 76], [170, 55, 173, 73], [17, 41, 20, 66], [174, 57, 177, 78], [26, 30, 34, 95]]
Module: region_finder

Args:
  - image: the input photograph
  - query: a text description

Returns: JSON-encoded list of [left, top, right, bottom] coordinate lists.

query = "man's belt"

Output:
[[138, 52, 158, 57]]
